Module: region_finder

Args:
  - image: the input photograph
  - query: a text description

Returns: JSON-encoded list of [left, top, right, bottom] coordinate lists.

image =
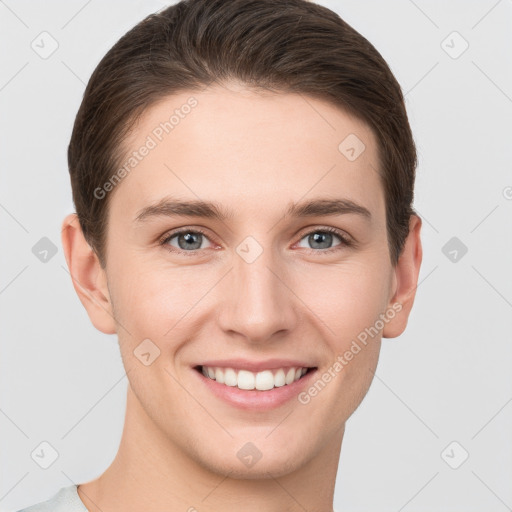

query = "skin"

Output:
[[61, 82, 422, 512]]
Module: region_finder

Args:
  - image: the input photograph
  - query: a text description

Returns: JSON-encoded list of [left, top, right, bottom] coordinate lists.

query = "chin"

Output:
[[191, 436, 313, 480]]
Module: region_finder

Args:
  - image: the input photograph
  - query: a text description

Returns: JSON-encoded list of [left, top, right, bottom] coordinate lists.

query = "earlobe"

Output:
[[382, 214, 423, 339], [61, 213, 117, 335]]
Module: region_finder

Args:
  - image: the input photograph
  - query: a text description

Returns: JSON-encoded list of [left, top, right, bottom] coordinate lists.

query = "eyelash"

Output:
[[159, 226, 353, 256]]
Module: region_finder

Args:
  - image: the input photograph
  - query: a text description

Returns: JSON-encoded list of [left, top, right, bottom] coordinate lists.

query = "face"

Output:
[[88, 83, 403, 478]]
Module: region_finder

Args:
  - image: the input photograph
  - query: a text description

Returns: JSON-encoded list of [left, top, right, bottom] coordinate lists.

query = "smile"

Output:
[[196, 365, 314, 391], [192, 363, 318, 411]]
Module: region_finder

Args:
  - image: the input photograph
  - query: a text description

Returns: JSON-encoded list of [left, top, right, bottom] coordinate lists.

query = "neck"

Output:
[[77, 385, 344, 512]]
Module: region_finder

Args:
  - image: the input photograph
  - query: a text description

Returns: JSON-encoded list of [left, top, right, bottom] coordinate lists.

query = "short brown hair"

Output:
[[68, 0, 417, 267]]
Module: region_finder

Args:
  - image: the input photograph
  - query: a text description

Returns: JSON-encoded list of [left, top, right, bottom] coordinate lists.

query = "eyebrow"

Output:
[[134, 196, 372, 223]]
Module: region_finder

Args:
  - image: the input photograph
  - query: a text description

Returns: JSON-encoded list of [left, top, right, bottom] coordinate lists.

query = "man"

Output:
[[19, 0, 422, 510]]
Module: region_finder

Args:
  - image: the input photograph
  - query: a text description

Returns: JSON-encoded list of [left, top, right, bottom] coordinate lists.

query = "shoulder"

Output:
[[15, 485, 87, 512]]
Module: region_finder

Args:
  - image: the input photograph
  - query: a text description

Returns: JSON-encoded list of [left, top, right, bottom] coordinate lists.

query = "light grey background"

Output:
[[1, 1, 511, 511]]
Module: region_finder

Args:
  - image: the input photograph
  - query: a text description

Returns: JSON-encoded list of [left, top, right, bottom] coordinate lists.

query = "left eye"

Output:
[[296, 229, 348, 251]]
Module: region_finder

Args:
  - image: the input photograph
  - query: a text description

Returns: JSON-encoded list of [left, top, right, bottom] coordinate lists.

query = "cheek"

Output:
[[300, 260, 391, 343], [108, 247, 392, 355], [108, 256, 216, 340]]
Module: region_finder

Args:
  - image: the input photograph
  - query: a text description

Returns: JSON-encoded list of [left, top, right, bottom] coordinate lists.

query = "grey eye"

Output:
[[167, 231, 211, 251], [297, 231, 343, 250]]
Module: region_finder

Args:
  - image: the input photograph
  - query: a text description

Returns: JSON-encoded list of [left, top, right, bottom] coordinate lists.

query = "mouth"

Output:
[[192, 364, 318, 410], [193, 364, 317, 391]]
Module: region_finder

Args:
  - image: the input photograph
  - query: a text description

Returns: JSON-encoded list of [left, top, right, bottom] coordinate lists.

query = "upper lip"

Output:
[[195, 358, 317, 372]]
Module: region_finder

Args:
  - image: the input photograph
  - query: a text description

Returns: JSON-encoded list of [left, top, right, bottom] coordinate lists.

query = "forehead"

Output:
[[112, 83, 384, 223]]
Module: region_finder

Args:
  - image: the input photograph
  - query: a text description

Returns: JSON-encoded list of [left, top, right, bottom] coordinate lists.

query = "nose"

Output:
[[216, 241, 299, 345]]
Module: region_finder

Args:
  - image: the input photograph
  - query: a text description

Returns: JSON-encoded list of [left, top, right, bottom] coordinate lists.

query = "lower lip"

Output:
[[192, 367, 318, 411]]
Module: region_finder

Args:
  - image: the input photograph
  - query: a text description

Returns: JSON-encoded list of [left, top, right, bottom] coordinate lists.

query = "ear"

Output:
[[61, 213, 117, 335], [382, 214, 423, 339]]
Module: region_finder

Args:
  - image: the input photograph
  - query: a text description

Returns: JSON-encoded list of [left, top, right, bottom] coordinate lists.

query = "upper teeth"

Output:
[[201, 366, 308, 391]]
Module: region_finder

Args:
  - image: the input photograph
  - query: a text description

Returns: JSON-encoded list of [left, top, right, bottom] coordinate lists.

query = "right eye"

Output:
[[160, 228, 216, 254]]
